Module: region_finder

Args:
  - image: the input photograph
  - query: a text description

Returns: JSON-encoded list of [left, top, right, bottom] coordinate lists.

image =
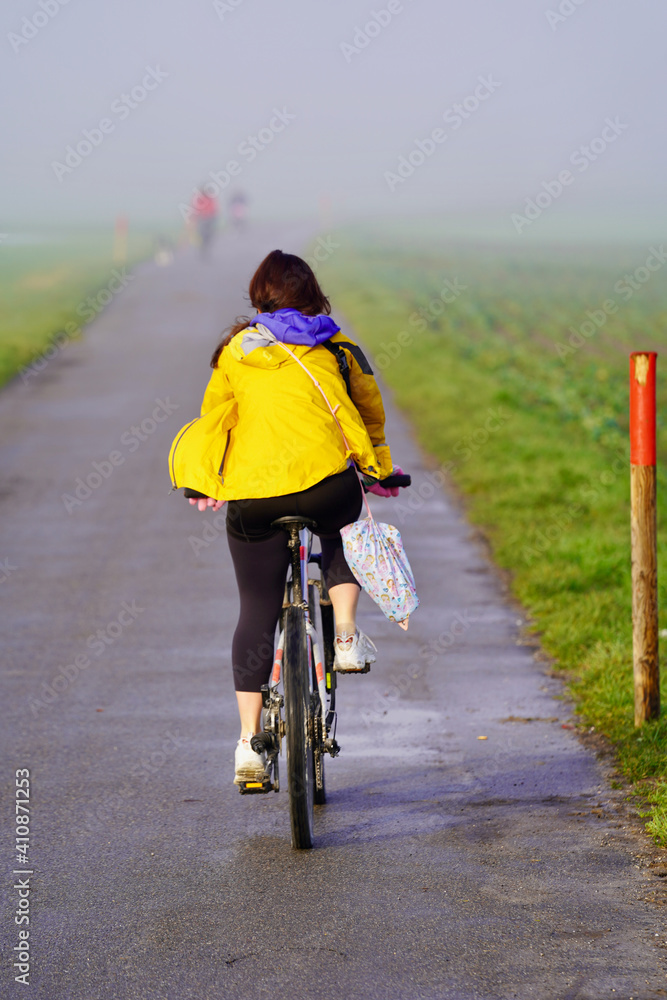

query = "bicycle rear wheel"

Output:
[[283, 605, 314, 849]]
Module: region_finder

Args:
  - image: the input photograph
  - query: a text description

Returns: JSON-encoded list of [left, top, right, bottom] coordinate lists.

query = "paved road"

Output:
[[1, 225, 665, 1000]]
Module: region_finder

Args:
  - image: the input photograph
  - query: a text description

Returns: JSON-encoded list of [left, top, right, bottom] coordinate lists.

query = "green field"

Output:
[[0, 229, 155, 388], [320, 226, 667, 843]]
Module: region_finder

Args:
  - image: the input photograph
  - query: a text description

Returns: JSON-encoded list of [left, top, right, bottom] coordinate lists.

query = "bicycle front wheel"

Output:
[[308, 583, 326, 807], [283, 605, 314, 849]]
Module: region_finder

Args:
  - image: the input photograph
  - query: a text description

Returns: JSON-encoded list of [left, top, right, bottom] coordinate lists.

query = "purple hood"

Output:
[[253, 308, 340, 346]]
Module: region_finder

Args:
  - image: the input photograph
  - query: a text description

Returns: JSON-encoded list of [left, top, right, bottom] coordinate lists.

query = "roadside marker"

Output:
[[113, 214, 128, 264], [629, 351, 660, 725]]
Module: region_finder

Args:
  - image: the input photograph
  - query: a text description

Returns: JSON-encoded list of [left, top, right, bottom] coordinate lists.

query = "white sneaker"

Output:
[[233, 733, 266, 785], [333, 629, 377, 673]]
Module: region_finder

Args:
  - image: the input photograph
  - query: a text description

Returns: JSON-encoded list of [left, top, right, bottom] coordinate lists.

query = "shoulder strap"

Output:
[[322, 341, 351, 395], [336, 340, 374, 375], [322, 340, 374, 398]]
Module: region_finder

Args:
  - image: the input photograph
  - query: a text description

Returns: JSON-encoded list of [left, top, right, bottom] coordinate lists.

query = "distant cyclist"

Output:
[[178, 250, 402, 784], [228, 190, 248, 230], [191, 186, 218, 257]]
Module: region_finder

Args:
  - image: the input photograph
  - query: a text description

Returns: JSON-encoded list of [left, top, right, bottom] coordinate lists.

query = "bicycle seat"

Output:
[[271, 515, 318, 531]]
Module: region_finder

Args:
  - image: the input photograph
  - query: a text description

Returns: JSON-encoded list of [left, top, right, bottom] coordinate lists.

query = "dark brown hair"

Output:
[[210, 249, 331, 367]]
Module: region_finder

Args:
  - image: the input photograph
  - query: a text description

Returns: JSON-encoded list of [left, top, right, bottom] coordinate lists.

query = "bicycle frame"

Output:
[[232, 471, 411, 841], [238, 520, 340, 804]]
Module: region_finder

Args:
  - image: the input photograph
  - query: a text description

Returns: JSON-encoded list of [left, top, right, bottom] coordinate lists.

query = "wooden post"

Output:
[[113, 214, 128, 264], [629, 351, 660, 725]]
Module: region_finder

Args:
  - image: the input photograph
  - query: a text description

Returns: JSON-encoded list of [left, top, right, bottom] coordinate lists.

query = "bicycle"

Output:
[[236, 472, 411, 850]]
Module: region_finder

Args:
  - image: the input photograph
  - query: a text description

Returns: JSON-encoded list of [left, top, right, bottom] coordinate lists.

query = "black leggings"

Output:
[[227, 467, 362, 692]]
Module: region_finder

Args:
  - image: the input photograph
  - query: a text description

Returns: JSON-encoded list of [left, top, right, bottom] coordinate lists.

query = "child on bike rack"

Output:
[[176, 249, 401, 785]]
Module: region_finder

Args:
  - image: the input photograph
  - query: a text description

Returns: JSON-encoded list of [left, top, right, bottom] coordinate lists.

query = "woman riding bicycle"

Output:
[[177, 249, 400, 785]]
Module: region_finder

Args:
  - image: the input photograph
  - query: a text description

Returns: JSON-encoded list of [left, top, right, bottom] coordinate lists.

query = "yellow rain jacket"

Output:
[[169, 326, 393, 501]]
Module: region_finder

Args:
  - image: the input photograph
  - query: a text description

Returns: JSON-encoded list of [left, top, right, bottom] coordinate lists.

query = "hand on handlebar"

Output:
[[366, 466, 405, 498], [189, 496, 225, 512]]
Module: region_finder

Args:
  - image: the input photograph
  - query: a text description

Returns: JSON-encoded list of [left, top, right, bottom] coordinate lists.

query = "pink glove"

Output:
[[189, 497, 225, 512], [367, 466, 404, 498]]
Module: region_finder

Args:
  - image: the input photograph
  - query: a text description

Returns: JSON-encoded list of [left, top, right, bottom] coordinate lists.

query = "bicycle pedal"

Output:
[[333, 662, 371, 674], [238, 775, 274, 795], [323, 738, 341, 757]]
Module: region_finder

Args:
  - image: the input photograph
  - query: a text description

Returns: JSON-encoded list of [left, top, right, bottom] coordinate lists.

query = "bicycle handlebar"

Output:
[[375, 473, 411, 489], [184, 473, 412, 501]]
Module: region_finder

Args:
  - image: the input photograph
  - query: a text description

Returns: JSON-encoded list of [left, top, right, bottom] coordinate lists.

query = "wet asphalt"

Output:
[[1, 225, 666, 1000]]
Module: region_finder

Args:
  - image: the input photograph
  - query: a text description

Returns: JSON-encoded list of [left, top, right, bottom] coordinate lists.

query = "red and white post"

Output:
[[629, 351, 660, 725]]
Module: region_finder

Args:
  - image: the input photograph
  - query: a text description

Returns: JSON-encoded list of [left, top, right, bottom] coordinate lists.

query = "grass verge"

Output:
[[0, 229, 155, 389], [319, 227, 667, 844]]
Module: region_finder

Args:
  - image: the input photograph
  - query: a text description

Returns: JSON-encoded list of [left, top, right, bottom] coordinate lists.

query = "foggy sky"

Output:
[[1, 0, 665, 239]]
